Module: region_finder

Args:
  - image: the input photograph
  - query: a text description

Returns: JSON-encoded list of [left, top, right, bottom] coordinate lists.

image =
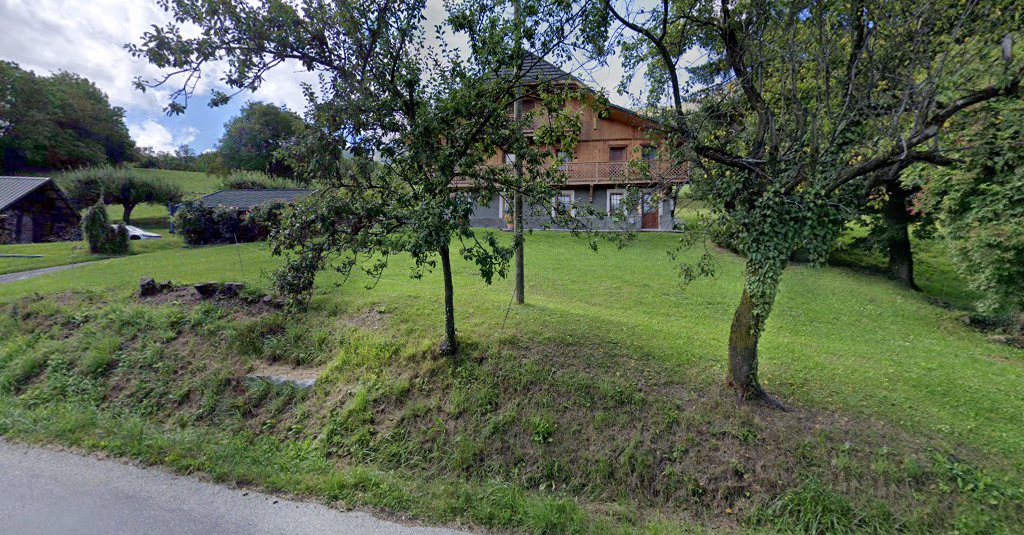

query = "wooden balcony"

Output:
[[452, 159, 688, 189], [559, 160, 688, 185]]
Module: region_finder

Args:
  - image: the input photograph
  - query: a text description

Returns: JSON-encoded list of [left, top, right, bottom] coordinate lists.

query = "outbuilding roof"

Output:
[[0, 176, 51, 212], [195, 189, 313, 210]]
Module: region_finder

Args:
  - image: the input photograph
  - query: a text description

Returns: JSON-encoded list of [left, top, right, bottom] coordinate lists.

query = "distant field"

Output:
[[135, 168, 221, 197]]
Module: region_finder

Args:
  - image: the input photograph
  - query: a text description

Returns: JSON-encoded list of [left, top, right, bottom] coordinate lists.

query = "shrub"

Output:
[[173, 200, 285, 246], [110, 222, 131, 254], [217, 170, 298, 191], [81, 203, 129, 255], [172, 200, 216, 245]]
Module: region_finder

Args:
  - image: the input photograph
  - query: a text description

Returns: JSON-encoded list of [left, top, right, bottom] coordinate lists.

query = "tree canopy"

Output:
[[217, 101, 304, 176], [586, 0, 1023, 406], [61, 166, 183, 224], [0, 61, 135, 172], [132, 0, 583, 354]]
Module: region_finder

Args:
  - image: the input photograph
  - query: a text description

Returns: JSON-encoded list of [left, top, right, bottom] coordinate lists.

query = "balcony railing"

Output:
[[559, 160, 688, 185], [453, 159, 688, 188]]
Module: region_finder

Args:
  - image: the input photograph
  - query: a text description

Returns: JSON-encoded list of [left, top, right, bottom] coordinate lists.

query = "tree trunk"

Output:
[[728, 288, 787, 410], [439, 242, 457, 355], [882, 182, 919, 291], [512, 47, 525, 306], [513, 191, 524, 304], [122, 203, 135, 225]]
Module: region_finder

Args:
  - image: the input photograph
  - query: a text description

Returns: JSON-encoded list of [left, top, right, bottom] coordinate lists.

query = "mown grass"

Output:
[[1, 231, 1022, 533], [0, 233, 182, 275], [135, 168, 221, 196]]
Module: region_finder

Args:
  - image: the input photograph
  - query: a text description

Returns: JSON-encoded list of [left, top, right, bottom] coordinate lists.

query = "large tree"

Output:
[[0, 62, 135, 172], [217, 101, 305, 176], [587, 0, 1023, 407], [62, 166, 183, 224], [131, 0, 581, 354]]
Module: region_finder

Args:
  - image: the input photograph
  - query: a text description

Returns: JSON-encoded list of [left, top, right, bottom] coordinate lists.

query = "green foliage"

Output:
[[589, 0, 1024, 395], [81, 203, 129, 255], [81, 204, 106, 253], [217, 101, 304, 176], [914, 100, 1024, 314], [217, 170, 298, 190], [0, 61, 134, 172], [133, 144, 216, 173], [172, 199, 284, 246], [61, 166, 183, 224], [750, 479, 894, 534]]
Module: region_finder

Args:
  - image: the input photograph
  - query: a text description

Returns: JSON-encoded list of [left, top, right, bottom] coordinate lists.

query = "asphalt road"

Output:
[[0, 262, 96, 284], [0, 440, 473, 535]]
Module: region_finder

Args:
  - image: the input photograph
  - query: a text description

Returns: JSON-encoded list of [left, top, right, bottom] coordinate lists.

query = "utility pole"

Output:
[[512, 0, 525, 305]]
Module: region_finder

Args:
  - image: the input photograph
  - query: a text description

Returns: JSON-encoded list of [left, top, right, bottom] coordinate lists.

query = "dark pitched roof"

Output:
[[504, 51, 587, 87], [196, 189, 313, 210], [0, 176, 51, 211]]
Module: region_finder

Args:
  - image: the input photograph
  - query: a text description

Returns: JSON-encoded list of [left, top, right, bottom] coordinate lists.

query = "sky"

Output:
[[0, 0, 645, 153]]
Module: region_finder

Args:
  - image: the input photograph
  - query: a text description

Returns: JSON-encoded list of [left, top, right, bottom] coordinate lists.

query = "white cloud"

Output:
[[128, 120, 196, 152], [0, 0, 311, 114]]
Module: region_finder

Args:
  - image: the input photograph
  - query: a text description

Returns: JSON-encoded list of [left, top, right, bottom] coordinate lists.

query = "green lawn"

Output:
[[1, 232, 1020, 463], [0, 232, 182, 275], [1, 231, 1021, 532]]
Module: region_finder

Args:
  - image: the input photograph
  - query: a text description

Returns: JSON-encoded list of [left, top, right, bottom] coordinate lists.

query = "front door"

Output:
[[641, 193, 659, 229]]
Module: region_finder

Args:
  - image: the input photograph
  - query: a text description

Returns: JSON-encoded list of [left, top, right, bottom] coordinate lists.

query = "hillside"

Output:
[[1, 232, 1021, 533]]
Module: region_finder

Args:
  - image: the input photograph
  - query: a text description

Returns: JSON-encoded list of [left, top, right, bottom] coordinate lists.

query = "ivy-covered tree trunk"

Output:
[[882, 182, 919, 291], [439, 242, 457, 355], [728, 266, 787, 411]]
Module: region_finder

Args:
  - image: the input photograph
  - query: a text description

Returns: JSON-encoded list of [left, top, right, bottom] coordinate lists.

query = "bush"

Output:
[[217, 170, 299, 190], [81, 204, 130, 255], [173, 200, 286, 246]]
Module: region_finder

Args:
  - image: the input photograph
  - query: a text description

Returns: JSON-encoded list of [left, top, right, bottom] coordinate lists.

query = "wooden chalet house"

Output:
[[466, 53, 688, 231]]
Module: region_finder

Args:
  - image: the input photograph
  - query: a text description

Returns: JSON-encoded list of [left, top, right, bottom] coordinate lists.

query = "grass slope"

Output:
[[0, 235, 181, 275], [1, 232, 1022, 533]]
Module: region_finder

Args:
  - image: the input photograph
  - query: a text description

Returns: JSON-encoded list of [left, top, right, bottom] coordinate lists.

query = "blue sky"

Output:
[[0, 0, 667, 154]]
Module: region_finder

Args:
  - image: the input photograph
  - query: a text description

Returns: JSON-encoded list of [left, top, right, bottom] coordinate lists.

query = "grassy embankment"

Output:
[[1, 231, 1022, 533]]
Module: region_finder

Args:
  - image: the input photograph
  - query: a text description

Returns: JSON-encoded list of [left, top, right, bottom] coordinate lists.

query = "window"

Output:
[[609, 146, 627, 161], [504, 152, 516, 164], [641, 146, 658, 161], [553, 190, 574, 217], [607, 189, 625, 216], [557, 150, 573, 170]]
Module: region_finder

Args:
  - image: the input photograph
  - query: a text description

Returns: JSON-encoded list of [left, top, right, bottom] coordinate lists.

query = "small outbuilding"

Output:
[[0, 176, 82, 244]]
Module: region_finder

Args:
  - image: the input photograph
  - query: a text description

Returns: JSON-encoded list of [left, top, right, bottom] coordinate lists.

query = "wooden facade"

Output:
[[468, 54, 688, 231], [486, 96, 689, 187]]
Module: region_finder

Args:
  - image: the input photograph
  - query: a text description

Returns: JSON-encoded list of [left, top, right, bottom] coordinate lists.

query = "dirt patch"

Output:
[[341, 305, 390, 331], [138, 285, 281, 317], [248, 363, 325, 388]]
